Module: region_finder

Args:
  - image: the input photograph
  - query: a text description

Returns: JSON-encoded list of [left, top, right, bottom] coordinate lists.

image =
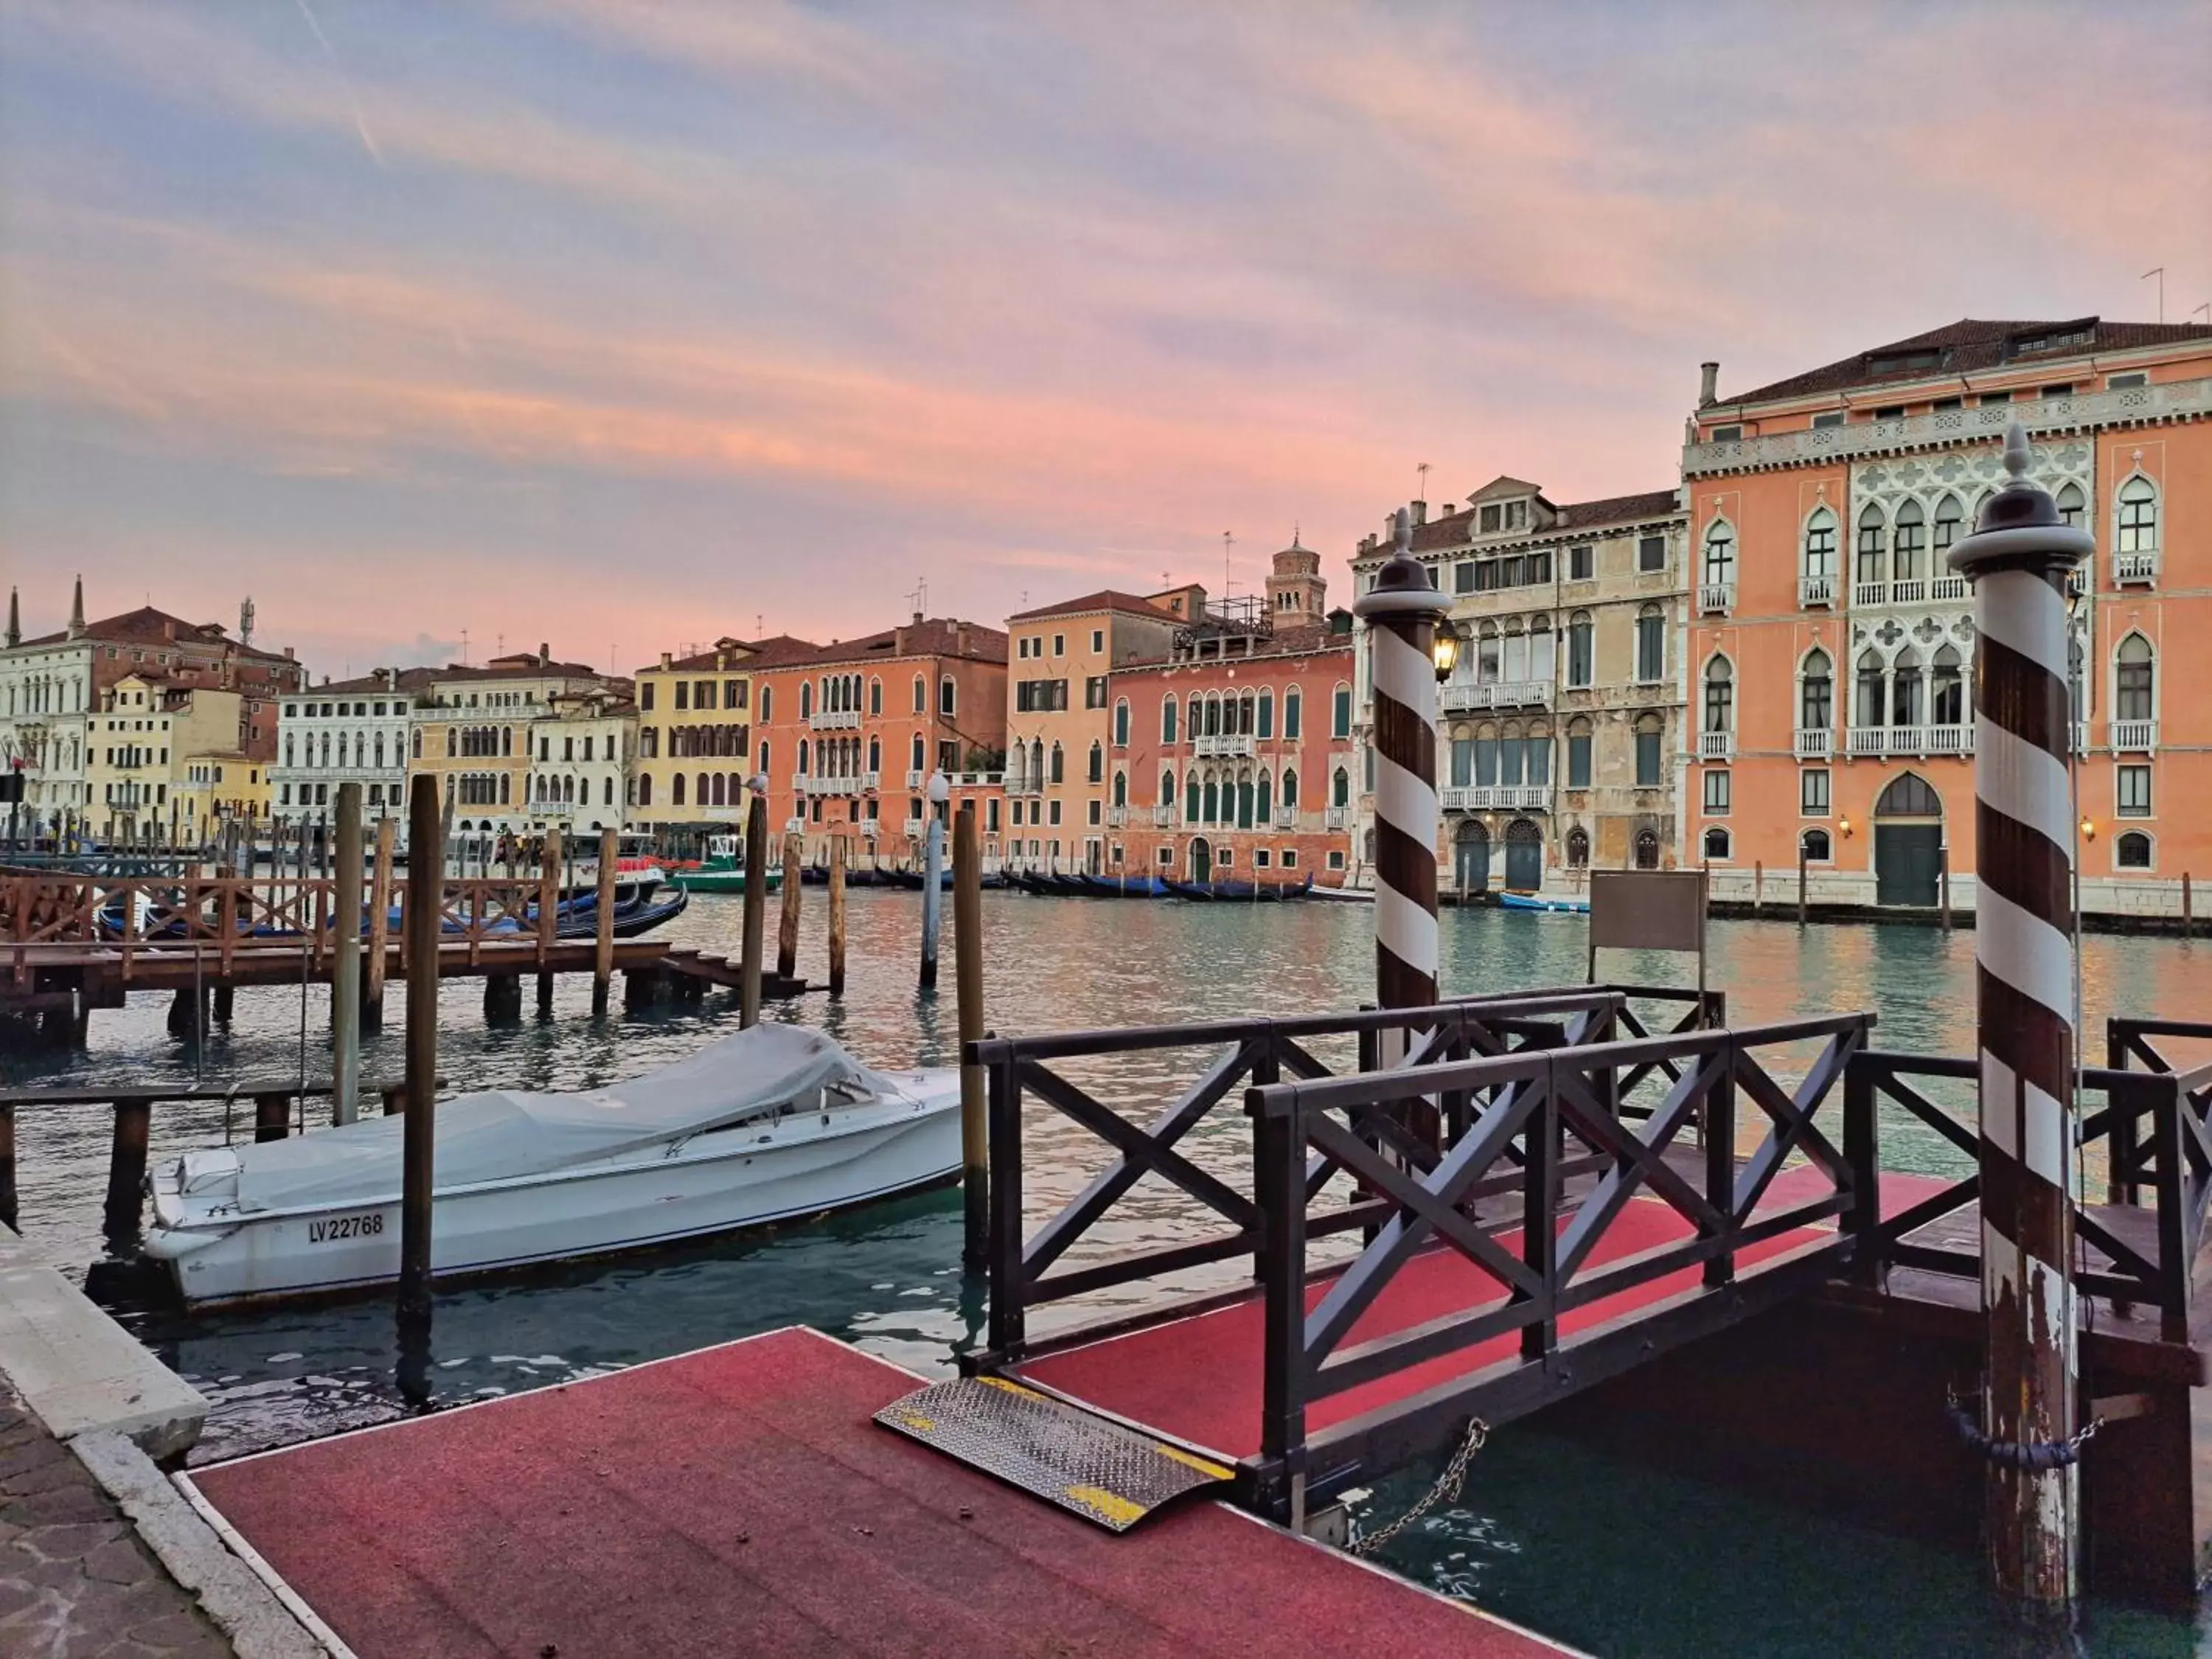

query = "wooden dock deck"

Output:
[[182, 1327, 1576, 1658]]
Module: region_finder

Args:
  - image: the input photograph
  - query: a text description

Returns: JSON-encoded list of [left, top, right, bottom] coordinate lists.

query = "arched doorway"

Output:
[[1189, 837, 1211, 883], [1634, 827, 1660, 870], [1874, 771, 1943, 906], [1453, 819, 1490, 896], [1503, 818, 1544, 891]]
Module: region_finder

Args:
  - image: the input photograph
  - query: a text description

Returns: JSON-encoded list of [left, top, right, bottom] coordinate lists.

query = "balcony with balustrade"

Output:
[[1105, 805, 1127, 827], [1697, 582, 1736, 616], [1697, 731, 1733, 761], [2112, 719, 2159, 753], [1152, 804, 1178, 827], [1439, 681, 1551, 714], [1439, 784, 1553, 813], [1324, 805, 1352, 830], [1793, 727, 1832, 760], [1799, 574, 1835, 608], [905, 768, 925, 788], [1192, 733, 1256, 759], [1274, 807, 1298, 829], [2115, 552, 2160, 586], [1844, 725, 1975, 759], [807, 709, 860, 731]]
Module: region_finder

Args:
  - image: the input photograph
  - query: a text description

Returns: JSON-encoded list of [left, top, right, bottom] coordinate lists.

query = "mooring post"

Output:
[[2184, 871, 2194, 938], [102, 1099, 152, 1236], [592, 827, 617, 1015], [827, 835, 848, 996], [1940, 844, 1954, 933], [1352, 506, 1446, 1118], [1752, 858, 1762, 917], [0, 1103, 16, 1231], [1798, 844, 1809, 926], [919, 773, 948, 991], [400, 774, 442, 1327], [953, 801, 987, 1266], [332, 783, 364, 1124], [365, 816, 394, 1030], [775, 827, 802, 983], [740, 782, 769, 1028], [253, 1092, 291, 1144], [536, 825, 560, 1016], [1949, 422, 2091, 1620]]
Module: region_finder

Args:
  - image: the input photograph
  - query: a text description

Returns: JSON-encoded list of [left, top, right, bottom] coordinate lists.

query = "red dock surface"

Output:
[[1022, 1169, 1944, 1460], [184, 1326, 1576, 1658]]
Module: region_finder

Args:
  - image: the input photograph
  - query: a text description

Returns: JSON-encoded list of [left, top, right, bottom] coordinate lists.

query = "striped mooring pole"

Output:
[[1947, 421, 2093, 1615], [1353, 507, 1447, 1034]]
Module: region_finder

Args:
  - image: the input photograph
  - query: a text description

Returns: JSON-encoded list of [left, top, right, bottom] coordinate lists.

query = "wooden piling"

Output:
[[1798, 845, 1809, 926], [2184, 872, 2194, 938], [400, 775, 441, 1326], [333, 784, 364, 1124], [827, 836, 848, 997], [212, 983, 234, 1023], [1752, 860, 1762, 917], [593, 826, 617, 1015], [1939, 847, 1952, 931], [253, 1092, 291, 1144], [537, 826, 561, 1017], [0, 1103, 16, 1232], [776, 830, 802, 983], [740, 795, 768, 1029], [382, 1082, 408, 1116], [953, 802, 987, 1267], [365, 816, 394, 1029], [920, 777, 947, 991], [103, 1099, 152, 1235]]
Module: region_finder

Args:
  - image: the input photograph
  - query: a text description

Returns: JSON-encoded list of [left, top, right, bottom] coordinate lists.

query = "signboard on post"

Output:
[[1587, 869, 1708, 1005]]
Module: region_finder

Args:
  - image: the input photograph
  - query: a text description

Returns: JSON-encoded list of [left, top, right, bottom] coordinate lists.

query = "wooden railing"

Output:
[[0, 872, 568, 982], [1243, 1012, 1869, 1509], [1844, 1038, 2212, 1343], [971, 987, 1631, 1366]]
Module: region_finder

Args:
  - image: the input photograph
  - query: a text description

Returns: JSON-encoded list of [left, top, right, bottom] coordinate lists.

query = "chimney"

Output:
[[5, 586, 18, 650], [538, 641, 550, 666], [894, 626, 908, 656], [660, 651, 672, 671], [283, 645, 294, 659], [66, 574, 84, 640], [955, 622, 969, 657], [1411, 500, 1427, 526], [1699, 361, 1719, 407], [164, 619, 176, 641]]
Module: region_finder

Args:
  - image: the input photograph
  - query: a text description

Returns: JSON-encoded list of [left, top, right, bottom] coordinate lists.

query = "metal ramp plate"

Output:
[[874, 1375, 1233, 1531]]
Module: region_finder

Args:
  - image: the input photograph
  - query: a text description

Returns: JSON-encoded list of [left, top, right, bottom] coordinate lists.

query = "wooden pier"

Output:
[[0, 865, 813, 1046], [181, 1327, 1572, 1658]]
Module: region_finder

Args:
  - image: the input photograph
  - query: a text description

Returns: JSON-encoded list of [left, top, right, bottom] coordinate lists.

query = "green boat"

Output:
[[671, 835, 784, 894]]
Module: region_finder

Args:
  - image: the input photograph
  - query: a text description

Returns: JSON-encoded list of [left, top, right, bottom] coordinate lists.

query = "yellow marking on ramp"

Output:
[[1065, 1485, 1147, 1528], [1152, 1444, 1233, 1481]]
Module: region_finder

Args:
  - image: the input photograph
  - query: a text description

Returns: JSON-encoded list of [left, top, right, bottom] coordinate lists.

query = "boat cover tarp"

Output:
[[222, 1026, 907, 1215]]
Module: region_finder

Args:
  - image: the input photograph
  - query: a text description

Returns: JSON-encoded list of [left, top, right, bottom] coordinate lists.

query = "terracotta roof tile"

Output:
[[1375, 487, 1680, 559], [1722, 316, 2212, 407], [1006, 591, 1182, 625]]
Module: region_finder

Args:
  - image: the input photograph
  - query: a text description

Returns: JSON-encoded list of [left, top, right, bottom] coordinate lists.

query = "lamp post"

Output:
[[1352, 507, 1448, 1045], [1947, 421, 2093, 1620]]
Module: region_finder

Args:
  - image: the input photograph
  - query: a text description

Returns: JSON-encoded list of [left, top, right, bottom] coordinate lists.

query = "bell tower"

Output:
[[1265, 530, 1326, 620]]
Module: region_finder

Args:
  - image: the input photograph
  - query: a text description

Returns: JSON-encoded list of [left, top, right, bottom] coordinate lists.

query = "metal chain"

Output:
[[1347, 1418, 1488, 1557]]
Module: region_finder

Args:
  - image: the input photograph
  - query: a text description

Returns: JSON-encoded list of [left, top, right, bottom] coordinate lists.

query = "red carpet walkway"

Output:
[[1021, 1169, 1947, 1460], [183, 1326, 1578, 1658]]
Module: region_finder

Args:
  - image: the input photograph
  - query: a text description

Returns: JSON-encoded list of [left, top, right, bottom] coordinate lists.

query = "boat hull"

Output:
[[1498, 891, 1590, 914], [145, 1087, 961, 1307]]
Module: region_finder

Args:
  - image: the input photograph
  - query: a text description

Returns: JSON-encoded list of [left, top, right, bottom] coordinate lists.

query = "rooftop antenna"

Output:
[[1416, 461, 1430, 502], [1222, 530, 1234, 597], [460, 627, 470, 666], [2193, 302, 2211, 324], [2143, 266, 2166, 324], [496, 633, 504, 658]]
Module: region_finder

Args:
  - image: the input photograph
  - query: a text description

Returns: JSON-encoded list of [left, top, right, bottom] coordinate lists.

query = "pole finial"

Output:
[[1355, 504, 1446, 620], [2003, 420, 2031, 480]]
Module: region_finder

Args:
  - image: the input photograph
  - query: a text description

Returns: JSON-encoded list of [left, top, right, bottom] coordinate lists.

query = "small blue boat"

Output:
[[1497, 890, 1589, 914]]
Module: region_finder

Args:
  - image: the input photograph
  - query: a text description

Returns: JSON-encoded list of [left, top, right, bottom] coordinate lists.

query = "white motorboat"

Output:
[[142, 1026, 961, 1307]]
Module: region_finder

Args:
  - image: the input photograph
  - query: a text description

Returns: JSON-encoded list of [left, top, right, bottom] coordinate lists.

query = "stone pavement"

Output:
[[0, 1382, 231, 1659]]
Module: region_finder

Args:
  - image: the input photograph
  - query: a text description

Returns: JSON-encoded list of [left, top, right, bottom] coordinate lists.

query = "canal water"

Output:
[[5, 890, 2209, 1656]]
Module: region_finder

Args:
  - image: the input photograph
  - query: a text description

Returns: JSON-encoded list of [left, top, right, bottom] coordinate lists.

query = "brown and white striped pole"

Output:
[[1354, 507, 1446, 1029], [1948, 422, 2092, 1617]]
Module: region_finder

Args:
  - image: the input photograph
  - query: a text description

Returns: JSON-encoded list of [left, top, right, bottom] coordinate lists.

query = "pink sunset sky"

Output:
[[1, 1, 2206, 677]]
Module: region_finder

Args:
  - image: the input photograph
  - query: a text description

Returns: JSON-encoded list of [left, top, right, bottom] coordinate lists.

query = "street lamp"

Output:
[[1430, 618, 1464, 683]]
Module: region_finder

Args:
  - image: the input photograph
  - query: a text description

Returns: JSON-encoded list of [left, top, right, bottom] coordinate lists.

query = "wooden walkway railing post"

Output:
[[400, 774, 442, 1327], [365, 818, 394, 1030], [738, 787, 768, 1029], [332, 784, 363, 1125], [102, 1099, 151, 1236], [536, 826, 561, 1016], [953, 804, 985, 1266], [592, 827, 617, 1015]]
